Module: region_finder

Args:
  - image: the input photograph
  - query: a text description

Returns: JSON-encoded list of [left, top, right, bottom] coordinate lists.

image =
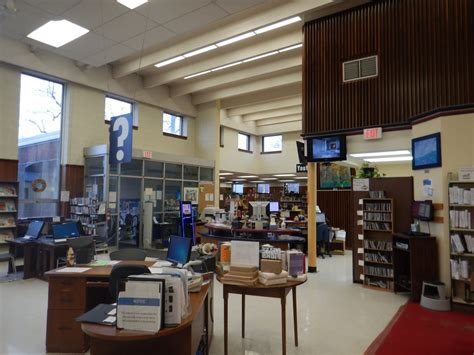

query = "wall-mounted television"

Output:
[[257, 183, 270, 194], [232, 183, 243, 194], [412, 133, 441, 170], [411, 200, 433, 221], [307, 135, 347, 162], [286, 183, 300, 194]]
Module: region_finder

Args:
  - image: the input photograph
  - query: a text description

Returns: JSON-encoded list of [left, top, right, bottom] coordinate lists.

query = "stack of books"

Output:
[[220, 265, 258, 286], [258, 271, 288, 285]]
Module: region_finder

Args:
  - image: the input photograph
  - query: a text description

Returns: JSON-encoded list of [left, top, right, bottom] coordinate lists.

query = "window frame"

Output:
[[261, 134, 283, 154], [162, 112, 187, 139], [104, 94, 138, 129], [237, 132, 251, 153]]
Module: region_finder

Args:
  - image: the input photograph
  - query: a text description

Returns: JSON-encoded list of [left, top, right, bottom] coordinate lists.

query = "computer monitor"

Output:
[[166, 235, 192, 267], [316, 213, 326, 224], [232, 183, 244, 194], [412, 201, 433, 221], [249, 201, 269, 220], [68, 236, 94, 264], [52, 222, 80, 239], [269, 201, 280, 213], [24, 220, 45, 239], [74, 220, 86, 236]]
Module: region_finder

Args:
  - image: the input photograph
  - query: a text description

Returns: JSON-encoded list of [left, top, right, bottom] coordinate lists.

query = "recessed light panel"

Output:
[[350, 150, 411, 158], [243, 51, 278, 63], [211, 61, 242, 72], [27, 20, 89, 48], [216, 32, 256, 47], [273, 173, 296, 177], [279, 43, 302, 52], [254, 16, 301, 34], [238, 175, 258, 178], [183, 45, 217, 58], [155, 56, 185, 68], [261, 177, 278, 180], [364, 156, 413, 163], [219, 172, 233, 176], [117, 0, 148, 9], [184, 70, 211, 79]]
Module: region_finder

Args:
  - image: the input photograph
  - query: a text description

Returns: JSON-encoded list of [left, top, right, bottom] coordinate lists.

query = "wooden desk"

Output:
[[217, 277, 306, 355], [45, 261, 214, 354]]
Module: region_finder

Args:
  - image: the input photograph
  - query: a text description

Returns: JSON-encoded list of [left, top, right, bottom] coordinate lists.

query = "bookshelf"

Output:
[[70, 197, 106, 236], [362, 198, 394, 291], [448, 180, 474, 305], [0, 181, 19, 244]]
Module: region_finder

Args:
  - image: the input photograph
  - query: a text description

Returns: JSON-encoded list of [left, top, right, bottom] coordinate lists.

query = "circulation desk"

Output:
[[45, 261, 214, 354]]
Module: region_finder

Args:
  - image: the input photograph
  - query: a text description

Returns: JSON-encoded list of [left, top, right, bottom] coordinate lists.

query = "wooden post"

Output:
[[307, 162, 317, 272]]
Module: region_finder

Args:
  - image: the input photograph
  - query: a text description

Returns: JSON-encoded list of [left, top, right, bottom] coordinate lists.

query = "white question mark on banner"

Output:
[[113, 116, 129, 161]]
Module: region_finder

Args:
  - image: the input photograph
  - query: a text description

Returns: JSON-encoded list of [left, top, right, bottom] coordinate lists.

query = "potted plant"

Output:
[[357, 162, 385, 178]]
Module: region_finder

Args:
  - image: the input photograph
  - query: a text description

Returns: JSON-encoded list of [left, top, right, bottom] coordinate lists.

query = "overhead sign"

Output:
[[364, 127, 382, 140], [296, 164, 308, 173], [110, 113, 133, 164]]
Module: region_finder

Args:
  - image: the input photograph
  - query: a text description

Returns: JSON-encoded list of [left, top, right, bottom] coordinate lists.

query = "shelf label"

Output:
[[360, 274, 365, 280], [357, 220, 363, 226], [358, 260, 364, 266], [357, 248, 364, 254], [358, 234, 363, 240], [357, 210, 363, 216]]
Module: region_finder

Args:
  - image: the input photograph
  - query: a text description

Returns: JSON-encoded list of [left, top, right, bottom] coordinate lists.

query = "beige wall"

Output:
[[377, 163, 412, 177], [0, 64, 20, 160], [259, 131, 302, 174], [220, 126, 259, 174]]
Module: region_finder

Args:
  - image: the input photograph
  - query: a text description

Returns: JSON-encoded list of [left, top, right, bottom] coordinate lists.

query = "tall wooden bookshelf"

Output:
[[0, 181, 19, 244], [70, 197, 106, 236], [362, 198, 394, 291], [448, 180, 474, 306]]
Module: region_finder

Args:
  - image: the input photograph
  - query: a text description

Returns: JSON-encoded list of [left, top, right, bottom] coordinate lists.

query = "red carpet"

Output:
[[365, 303, 474, 355]]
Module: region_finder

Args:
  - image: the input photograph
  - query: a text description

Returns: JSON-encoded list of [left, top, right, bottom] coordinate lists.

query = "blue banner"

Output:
[[110, 113, 133, 164]]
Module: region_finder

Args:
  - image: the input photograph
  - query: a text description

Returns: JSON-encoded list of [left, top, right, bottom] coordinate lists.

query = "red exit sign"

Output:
[[142, 151, 153, 159], [364, 127, 382, 140]]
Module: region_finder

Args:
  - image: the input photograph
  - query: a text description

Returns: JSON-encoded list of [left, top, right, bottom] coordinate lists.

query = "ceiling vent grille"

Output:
[[343, 55, 378, 82]]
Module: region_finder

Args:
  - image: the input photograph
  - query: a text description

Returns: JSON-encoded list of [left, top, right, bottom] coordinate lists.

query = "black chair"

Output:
[[109, 264, 150, 301], [317, 223, 332, 259], [109, 248, 147, 261], [0, 253, 16, 276], [57, 236, 95, 268]]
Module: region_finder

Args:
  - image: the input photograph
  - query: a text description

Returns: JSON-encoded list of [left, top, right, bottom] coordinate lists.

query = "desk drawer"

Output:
[[46, 308, 88, 353], [48, 277, 86, 309]]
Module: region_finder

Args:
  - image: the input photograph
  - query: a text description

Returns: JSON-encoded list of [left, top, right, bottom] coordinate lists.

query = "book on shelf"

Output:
[[363, 221, 392, 231], [364, 202, 392, 212], [0, 200, 16, 212], [363, 239, 393, 251], [0, 215, 15, 227], [0, 185, 17, 196], [449, 186, 474, 205], [363, 212, 392, 221], [364, 252, 391, 264], [0, 230, 14, 241], [451, 234, 474, 254], [449, 210, 472, 229], [364, 265, 394, 278], [365, 277, 393, 289], [450, 259, 470, 280]]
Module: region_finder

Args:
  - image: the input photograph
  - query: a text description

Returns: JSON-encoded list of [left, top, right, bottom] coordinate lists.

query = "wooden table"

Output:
[[217, 277, 306, 355]]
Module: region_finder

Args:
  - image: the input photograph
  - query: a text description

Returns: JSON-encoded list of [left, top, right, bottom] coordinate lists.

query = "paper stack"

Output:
[[258, 270, 288, 285], [220, 265, 258, 286]]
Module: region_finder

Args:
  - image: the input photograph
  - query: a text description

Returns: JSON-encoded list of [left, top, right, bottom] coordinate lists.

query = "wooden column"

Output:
[[307, 162, 317, 272]]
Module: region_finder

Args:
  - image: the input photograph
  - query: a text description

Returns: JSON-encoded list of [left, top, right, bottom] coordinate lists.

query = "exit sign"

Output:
[[364, 127, 382, 140], [142, 151, 153, 159]]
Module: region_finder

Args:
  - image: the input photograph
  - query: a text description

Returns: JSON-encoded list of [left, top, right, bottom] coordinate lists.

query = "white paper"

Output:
[[210, 193, 214, 201], [231, 240, 260, 267], [145, 256, 157, 261], [357, 210, 363, 216], [220, 194, 224, 201], [109, 191, 117, 203], [149, 267, 164, 274], [92, 184, 98, 196], [56, 267, 91, 273], [53, 216, 60, 222], [357, 219, 363, 226], [357, 248, 363, 254], [153, 260, 173, 267], [144, 188, 153, 196], [358, 199, 363, 205], [353, 178, 370, 191], [109, 260, 121, 265], [60, 190, 70, 202], [156, 191, 162, 200], [358, 260, 364, 266], [109, 202, 116, 209], [107, 308, 117, 316], [360, 274, 365, 280], [205, 193, 210, 202], [103, 316, 116, 323], [358, 234, 364, 240]]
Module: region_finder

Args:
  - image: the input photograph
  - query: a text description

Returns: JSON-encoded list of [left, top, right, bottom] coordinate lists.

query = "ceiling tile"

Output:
[[94, 10, 157, 42], [164, 3, 228, 34], [0, 1, 51, 38], [23, 0, 81, 16], [82, 43, 135, 67], [135, 0, 211, 24], [215, 0, 266, 14], [63, 0, 129, 30], [53, 32, 116, 61], [122, 26, 175, 51]]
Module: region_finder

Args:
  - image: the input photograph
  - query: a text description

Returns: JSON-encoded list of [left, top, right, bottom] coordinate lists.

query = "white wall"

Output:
[[220, 126, 259, 174], [0, 64, 20, 160]]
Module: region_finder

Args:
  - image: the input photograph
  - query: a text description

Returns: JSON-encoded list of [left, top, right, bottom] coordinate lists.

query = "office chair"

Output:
[[109, 248, 147, 261], [109, 264, 150, 302], [0, 253, 16, 277], [94, 222, 109, 254], [317, 223, 332, 259]]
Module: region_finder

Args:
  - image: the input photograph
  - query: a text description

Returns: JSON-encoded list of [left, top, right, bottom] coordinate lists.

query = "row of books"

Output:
[[365, 277, 393, 290], [363, 221, 391, 231], [363, 212, 392, 221], [363, 239, 393, 251], [0, 185, 17, 197], [449, 210, 472, 229], [364, 252, 392, 264], [364, 202, 391, 212], [71, 205, 99, 215], [0, 215, 16, 228], [364, 265, 394, 278], [449, 186, 474, 205], [0, 200, 16, 212], [70, 197, 96, 206], [450, 234, 474, 253], [450, 259, 470, 280], [0, 230, 14, 242]]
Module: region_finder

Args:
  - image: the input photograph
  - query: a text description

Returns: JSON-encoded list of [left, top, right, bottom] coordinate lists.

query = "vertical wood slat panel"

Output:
[[302, 0, 474, 136], [0, 159, 18, 181]]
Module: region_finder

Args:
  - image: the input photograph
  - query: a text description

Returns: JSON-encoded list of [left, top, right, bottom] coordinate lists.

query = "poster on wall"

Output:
[[110, 113, 133, 164], [353, 178, 370, 191], [184, 187, 199, 205]]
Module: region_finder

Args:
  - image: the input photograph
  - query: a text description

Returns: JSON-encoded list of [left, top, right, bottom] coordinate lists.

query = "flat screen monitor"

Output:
[[249, 201, 269, 220], [412, 201, 433, 221], [269, 201, 279, 213], [25, 220, 45, 239], [52, 222, 80, 239], [181, 201, 192, 217], [296, 141, 307, 165], [316, 213, 326, 224], [75, 220, 86, 236], [166, 235, 192, 267], [307, 135, 347, 162], [257, 183, 270, 194], [286, 183, 300, 194], [232, 183, 244, 194], [412, 133, 441, 170]]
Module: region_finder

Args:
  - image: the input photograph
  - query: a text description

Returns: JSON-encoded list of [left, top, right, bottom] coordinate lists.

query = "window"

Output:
[[163, 112, 186, 137], [105, 95, 137, 127], [238, 133, 250, 151], [262, 135, 282, 153], [18, 74, 64, 218], [219, 126, 224, 147]]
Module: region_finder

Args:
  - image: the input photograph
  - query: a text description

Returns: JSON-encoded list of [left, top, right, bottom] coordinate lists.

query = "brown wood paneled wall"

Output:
[[0, 159, 18, 181], [303, 0, 474, 136], [60, 164, 84, 217]]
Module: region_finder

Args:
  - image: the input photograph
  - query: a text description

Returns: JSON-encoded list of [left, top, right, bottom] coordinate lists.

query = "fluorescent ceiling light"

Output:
[[184, 70, 211, 79], [254, 16, 301, 34], [295, 177, 308, 180], [350, 150, 411, 158], [274, 173, 296, 177], [219, 172, 233, 176], [279, 43, 303, 52], [280, 180, 295, 182], [216, 32, 256, 47], [117, 0, 148, 9], [219, 177, 226, 179], [27, 20, 89, 48], [183, 45, 217, 58], [250, 181, 264, 183], [155, 56, 185, 68], [238, 175, 258, 178], [243, 51, 278, 63], [232, 179, 246, 181], [261, 177, 278, 180], [211, 61, 242, 72], [364, 156, 413, 163]]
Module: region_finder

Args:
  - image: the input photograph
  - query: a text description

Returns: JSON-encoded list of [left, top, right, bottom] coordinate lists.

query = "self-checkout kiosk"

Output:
[[180, 201, 196, 244]]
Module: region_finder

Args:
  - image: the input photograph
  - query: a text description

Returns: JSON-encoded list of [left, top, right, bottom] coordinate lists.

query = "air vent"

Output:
[[343, 55, 378, 82]]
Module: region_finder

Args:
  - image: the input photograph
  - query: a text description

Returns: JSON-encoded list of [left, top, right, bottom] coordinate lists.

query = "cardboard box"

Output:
[[260, 259, 282, 274]]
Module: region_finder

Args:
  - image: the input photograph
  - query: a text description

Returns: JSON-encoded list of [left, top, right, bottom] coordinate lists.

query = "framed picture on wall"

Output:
[[319, 163, 353, 189], [412, 132, 442, 170], [183, 187, 199, 205]]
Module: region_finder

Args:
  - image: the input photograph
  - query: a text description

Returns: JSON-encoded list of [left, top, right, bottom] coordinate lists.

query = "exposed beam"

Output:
[[144, 30, 301, 88], [170, 54, 301, 97], [220, 83, 302, 109], [227, 96, 302, 116], [112, 0, 334, 78], [242, 105, 302, 122], [256, 121, 302, 135], [193, 71, 301, 105], [256, 114, 302, 126]]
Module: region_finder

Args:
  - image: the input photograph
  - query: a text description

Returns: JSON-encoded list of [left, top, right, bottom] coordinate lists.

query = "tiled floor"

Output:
[[0, 252, 408, 355]]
